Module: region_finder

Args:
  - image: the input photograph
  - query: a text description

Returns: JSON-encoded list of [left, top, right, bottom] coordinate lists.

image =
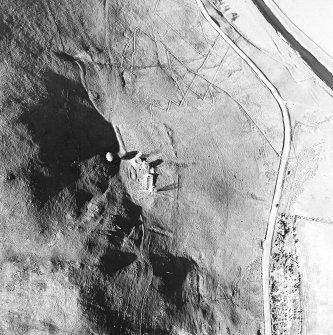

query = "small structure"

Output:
[[146, 174, 154, 192], [106, 152, 114, 162], [130, 152, 156, 193]]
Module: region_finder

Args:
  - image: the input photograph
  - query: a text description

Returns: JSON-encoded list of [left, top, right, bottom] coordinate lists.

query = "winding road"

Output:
[[195, 1, 292, 334]]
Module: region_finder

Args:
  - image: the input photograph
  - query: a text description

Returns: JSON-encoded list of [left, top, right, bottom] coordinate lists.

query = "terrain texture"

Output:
[[1, 0, 333, 334]]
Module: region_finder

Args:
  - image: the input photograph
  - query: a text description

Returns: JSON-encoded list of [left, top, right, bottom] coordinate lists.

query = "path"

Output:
[[194, 1, 292, 334]]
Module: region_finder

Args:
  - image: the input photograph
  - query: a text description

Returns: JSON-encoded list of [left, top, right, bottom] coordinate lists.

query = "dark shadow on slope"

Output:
[[156, 182, 179, 192], [0, 17, 12, 43], [122, 196, 142, 221], [83, 194, 143, 250], [104, 215, 143, 247], [121, 151, 139, 160], [79, 154, 120, 196], [149, 158, 163, 169], [17, 71, 119, 210], [99, 249, 137, 276], [82, 287, 171, 335], [150, 253, 196, 305], [81, 287, 137, 335], [74, 188, 93, 217], [113, 215, 142, 233]]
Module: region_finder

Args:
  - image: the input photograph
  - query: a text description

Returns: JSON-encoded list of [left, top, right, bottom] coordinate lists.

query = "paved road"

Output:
[[195, 1, 292, 334]]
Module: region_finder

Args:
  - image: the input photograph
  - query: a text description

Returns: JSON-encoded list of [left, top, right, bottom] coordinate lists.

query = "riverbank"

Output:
[[252, 0, 333, 91]]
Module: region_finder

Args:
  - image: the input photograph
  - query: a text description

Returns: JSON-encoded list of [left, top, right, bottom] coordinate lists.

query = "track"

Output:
[[195, 1, 292, 334]]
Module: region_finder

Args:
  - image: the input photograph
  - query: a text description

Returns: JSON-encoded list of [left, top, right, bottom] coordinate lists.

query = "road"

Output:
[[195, 1, 292, 334]]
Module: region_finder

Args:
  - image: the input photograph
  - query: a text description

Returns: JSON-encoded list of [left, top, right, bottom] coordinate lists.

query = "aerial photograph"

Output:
[[0, 0, 332, 334]]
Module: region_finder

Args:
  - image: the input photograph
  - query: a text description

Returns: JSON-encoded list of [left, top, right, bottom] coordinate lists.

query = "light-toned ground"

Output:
[[275, 0, 333, 57], [227, 1, 333, 334], [287, 121, 333, 219], [0, 0, 286, 333], [2, 0, 333, 333], [256, 0, 333, 79], [295, 218, 333, 335]]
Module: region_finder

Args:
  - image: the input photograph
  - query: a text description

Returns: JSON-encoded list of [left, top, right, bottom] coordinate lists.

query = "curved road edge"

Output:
[[194, 1, 292, 334]]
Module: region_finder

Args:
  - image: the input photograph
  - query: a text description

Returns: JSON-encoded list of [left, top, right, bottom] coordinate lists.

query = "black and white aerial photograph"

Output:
[[0, 0, 332, 334]]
